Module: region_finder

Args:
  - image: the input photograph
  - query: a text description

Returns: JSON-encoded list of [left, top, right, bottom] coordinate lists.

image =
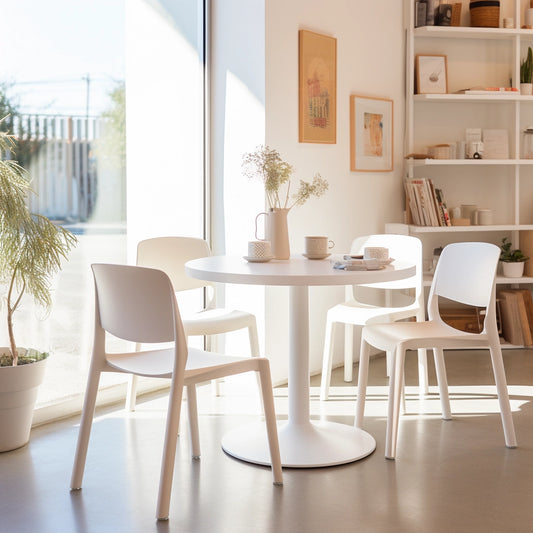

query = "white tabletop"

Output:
[[185, 254, 416, 286]]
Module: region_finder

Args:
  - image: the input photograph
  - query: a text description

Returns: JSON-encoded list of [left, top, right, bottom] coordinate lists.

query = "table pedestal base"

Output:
[[222, 420, 376, 468]]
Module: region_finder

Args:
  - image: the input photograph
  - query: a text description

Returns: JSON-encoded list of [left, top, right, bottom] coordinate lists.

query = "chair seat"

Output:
[[182, 308, 256, 336], [107, 347, 248, 379], [328, 300, 421, 326], [363, 319, 487, 353]]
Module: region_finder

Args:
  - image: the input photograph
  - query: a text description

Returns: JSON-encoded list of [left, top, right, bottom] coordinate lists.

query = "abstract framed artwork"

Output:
[[350, 94, 393, 172], [415, 54, 448, 94], [298, 29, 337, 144]]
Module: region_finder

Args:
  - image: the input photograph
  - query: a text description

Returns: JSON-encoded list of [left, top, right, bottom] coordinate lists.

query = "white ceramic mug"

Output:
[[248, 240, 272, 259], [304, 236, 334, 257], [475, 209, 493, 226], [363, 247, 389, 261]]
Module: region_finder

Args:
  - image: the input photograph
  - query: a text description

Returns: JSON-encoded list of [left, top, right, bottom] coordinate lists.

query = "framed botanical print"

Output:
[[298, 29, 337, 144]]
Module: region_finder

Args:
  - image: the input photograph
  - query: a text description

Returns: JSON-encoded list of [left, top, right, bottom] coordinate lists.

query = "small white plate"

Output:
[[303, 253, 331, 260], [243, 255, 274, 263]]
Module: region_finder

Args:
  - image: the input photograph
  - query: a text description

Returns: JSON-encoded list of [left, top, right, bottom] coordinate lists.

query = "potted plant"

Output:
[[242, 145, 328, 259], [520, 46, 533, 95], [0, 119, 77, 451], [499, 237, 528, 278]]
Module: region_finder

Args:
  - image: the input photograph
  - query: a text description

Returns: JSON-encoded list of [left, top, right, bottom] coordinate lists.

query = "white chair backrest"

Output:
[[429, 242, 499, 311], [136, 236, 211, 292], [91, 263, 186, 348], [350, 234, 423, 293]]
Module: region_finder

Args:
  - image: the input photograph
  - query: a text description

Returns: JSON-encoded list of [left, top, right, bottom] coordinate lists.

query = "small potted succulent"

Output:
[[521, 46, 533, 95], [499, 237, 528, 278], [0, 119, 77, 451]]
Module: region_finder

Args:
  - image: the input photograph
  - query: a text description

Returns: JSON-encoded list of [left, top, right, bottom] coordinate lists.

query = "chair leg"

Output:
[[386, 350, 407, 414], [488, 342, 517, 448], [386, 350, 392, 377], [247, 321, 265, 397], [206, 335, 223, 396], [125, 374, 138, 412], [156, 377, 185, 521], [344, 324, 354, 382], [125, 342, 142, 411], [186, 384, 201, 459], [354, 338, 371, 428], [70, 370, 101, 490], [248, 321, 261, 357], [400, 362, 407, 415], [320, 318, 337, 401], [385, 347, 405, 460], [416, 310, 429, 395], [257, 360, 283, 484], [433, 348, 452, 420], [417, 348, 429, 396]]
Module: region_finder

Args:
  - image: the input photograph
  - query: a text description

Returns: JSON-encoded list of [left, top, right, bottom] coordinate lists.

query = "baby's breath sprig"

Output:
[[242, 145, 328, 210]]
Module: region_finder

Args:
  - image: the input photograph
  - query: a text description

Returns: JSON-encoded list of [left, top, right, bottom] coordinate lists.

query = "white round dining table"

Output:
[[185, 254, 416, 468]]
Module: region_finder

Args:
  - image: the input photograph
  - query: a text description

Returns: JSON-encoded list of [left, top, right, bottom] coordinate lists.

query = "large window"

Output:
[[1, 0, 206, 418]]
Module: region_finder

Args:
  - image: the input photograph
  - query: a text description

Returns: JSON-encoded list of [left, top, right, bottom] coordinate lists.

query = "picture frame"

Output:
[[350, 94, 393, 172], [298, 29, 337, 144], [415, 54, 448, 94]]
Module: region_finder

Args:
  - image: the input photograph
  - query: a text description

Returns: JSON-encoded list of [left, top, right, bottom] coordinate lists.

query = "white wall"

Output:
[[211, 0, 405, 384]]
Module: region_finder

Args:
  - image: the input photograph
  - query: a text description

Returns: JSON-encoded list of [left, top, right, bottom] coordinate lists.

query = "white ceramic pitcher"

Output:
[[255, 208, 290, 260]]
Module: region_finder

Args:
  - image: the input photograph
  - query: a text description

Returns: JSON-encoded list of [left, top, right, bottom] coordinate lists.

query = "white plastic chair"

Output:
[[70, 264, 282, 521], [126, 236, 260, 410], [355, 242, 517, 459], [320, 234, 428, 401]]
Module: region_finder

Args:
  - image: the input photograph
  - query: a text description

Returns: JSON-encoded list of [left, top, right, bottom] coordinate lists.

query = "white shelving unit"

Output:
[[391, 0, 533, 281], [389, 0, 533, 347]]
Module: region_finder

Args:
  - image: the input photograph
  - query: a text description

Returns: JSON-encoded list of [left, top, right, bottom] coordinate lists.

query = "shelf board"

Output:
[[406, 224, 533, 233], [413, 25, 533, 40], [406, 158, 533, 166], [422, 274, 533, 286], [413, 93, 529, 102]]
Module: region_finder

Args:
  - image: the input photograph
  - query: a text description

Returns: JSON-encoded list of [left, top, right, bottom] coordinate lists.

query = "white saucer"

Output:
[[302, 253, 331, 260], [243, 255, 274, 263]]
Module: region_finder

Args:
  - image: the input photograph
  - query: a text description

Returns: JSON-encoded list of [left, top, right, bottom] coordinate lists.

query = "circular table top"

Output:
[[185, 254, 416, 287]]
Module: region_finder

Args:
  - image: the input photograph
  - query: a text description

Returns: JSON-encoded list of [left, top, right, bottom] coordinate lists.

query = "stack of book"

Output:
[[404, 177, 451, 227], [498, 289, 533, 346]]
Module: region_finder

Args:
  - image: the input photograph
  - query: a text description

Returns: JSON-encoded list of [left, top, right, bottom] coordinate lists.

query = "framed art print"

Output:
[[350, 94, 393, 172], [298, 29, 337, 144], [415, 54, 448, 94]]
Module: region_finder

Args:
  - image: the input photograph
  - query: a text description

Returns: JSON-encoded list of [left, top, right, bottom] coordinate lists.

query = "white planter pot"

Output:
[[502, 261, 525, 278], [0, 353, 47, 452], [521, 83, 533, 96]]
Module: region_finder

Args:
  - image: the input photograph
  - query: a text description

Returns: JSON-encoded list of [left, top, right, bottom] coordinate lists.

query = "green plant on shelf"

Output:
[[521, 46, 533, 84], [499, 238, 529, 263]]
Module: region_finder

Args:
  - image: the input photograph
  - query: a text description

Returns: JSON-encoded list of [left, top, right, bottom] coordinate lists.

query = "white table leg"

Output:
[[222, 285, 376, 467]]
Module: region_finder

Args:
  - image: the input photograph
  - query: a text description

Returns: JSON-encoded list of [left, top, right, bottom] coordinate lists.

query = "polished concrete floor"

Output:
[[1, 349, 533, 533]]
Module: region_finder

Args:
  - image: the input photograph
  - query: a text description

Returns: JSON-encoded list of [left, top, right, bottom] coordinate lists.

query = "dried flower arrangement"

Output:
[[242, 145, 328, 210]]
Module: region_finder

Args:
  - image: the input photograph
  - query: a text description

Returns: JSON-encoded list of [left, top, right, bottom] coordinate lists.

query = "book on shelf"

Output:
[[404, 177, 450, 227], [455, 87, 519, 95], [498, 289, 533, 346]]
